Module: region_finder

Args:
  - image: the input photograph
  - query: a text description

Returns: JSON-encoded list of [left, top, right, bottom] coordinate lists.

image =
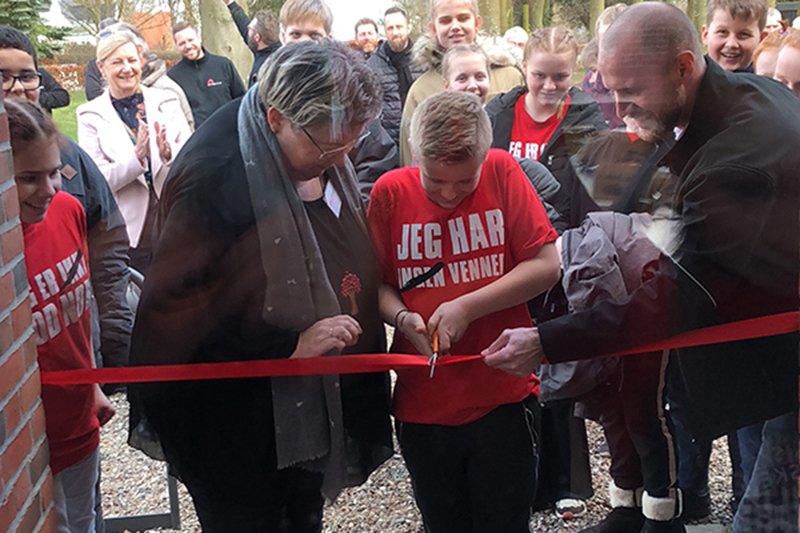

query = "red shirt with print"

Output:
[[24, 192, 99, 474], [508, 93, 572, 161], [368, 149, 557, 425]]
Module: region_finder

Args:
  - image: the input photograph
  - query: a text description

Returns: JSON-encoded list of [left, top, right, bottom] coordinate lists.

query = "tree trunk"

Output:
[[199, 0, 252, 86], [530, 0, 545, 29], [589, 0, 604, 36]]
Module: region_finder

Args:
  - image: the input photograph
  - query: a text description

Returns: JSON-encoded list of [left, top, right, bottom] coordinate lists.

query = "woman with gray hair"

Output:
[[77, 31, 191, 274], [128, 40, 392, 532]]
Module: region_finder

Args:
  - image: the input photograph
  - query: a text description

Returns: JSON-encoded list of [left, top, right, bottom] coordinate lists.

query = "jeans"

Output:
[[732, 412, 799, 533], [53, 447, 100, 533]]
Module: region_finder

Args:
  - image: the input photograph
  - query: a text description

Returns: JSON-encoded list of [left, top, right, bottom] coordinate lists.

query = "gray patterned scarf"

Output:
[[237, 86, 367, 500]]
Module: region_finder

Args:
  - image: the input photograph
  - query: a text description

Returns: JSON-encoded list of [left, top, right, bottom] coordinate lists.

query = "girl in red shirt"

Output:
[[486, 26, 608, 228], [7, 99, 114, 533]]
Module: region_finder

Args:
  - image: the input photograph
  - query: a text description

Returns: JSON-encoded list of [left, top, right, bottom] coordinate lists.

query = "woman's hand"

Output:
[[291, 314, 363, 358], [427, 299, 471, 355], [134, 119, 149, 164], [94, 384, 116, 427], [155, 121, 172, 163], [398, 311, 433, 357]]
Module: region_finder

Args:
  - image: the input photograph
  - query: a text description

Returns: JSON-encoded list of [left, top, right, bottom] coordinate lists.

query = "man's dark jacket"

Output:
[[538, 61, 800, 441], [167, 49, 246, 127], [227, 1, 281, 87], [367, 40, 426, 145]]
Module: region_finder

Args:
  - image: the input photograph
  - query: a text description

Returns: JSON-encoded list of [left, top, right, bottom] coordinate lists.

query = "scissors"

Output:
[[428, 330, 439, 378]]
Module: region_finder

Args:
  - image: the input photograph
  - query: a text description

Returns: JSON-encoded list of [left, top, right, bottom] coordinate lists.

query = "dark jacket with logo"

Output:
[[485, 85, 608, 228], [538, 61, 800, 441], [167, 49, 246, 128]]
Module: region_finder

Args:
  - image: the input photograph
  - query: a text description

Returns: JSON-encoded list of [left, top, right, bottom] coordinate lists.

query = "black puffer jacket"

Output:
[[367, 40, 426, 146], [485, 85, 608, 228]]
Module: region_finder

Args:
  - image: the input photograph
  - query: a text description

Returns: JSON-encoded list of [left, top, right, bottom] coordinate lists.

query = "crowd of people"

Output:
[[1, 0, 798, 531]]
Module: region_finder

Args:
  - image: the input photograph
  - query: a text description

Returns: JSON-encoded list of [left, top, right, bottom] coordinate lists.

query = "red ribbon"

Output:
[[39, 311, 799, 386]]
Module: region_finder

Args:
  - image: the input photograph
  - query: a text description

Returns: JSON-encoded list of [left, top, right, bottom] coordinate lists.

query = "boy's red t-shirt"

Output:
[[368, 149, 558, 426], [23, 192, 99, 474], [508, 93, 572, 161]]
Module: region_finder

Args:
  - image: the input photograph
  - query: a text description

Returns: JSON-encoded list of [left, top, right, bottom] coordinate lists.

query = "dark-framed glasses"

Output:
[[300, 125, 371, 160], [1, 71, 42, 92]]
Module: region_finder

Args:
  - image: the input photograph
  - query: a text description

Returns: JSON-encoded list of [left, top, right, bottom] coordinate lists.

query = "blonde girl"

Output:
[[442, 44, 491, 104], [485, 26, 607, 228], [398, 0, 524, 165]]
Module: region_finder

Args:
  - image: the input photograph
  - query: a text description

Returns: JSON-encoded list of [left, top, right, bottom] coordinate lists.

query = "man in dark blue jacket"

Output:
[[367, 7, 426, 146], [167, 21, 246, 128]]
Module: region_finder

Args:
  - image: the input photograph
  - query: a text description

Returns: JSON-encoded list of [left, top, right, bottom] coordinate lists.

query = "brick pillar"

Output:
[[0, 95, 56, 531]]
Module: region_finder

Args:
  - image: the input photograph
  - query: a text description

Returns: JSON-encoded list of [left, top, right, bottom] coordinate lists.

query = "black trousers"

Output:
[[398, 397, 540, 533], [144, 378, 324, 533], [587, 350, 677, 497]]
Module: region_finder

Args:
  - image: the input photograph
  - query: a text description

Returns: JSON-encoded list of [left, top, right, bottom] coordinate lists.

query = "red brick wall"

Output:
[[0, 94, 57, 532]]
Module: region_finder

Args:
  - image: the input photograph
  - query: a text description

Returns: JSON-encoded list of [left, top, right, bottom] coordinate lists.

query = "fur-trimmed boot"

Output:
[[640, 490, 686, 533], [579, 482, 645, 533]]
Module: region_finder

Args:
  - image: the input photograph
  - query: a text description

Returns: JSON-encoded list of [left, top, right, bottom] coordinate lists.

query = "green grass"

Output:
[[52, 90, 87, 143]]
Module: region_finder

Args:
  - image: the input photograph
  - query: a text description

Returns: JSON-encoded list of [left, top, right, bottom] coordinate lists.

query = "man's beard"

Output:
[[626, 84, 686, 143], [248, 33, 258, 51], [387, 37, 408, 53]]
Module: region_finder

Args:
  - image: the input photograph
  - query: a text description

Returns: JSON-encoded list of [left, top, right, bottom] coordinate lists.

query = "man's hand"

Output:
[[94, 385, 116, 427], [482, 327, 546, 377]]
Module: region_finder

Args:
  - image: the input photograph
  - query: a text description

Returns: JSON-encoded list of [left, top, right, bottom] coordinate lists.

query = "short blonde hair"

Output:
[[280, 0, 333, 35], [428, 0, 478, 25], [524, 26, 579, 64], [781, 29, 800, 51], [97, 31, 138, 64], [596, 3, 628, 35], [580, 37, 599, 70], [707, 0, 768, 31], [410, 91, 491, 165], [442, 44, 490, 82]]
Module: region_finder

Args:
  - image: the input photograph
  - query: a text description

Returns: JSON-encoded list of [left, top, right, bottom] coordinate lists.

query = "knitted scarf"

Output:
[[237, 86, 367, 499]]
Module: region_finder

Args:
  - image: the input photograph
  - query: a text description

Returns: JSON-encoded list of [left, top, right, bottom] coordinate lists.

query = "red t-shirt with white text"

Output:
[[24, 192, 99, 474], [368, 149, 557, 425], [508, 93, 571, 161]]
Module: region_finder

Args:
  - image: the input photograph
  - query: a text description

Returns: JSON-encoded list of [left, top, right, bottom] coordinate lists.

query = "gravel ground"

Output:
[[100, 391, 733, 533]]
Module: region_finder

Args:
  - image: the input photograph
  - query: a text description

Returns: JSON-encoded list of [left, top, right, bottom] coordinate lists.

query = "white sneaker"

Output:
[[555, 498, 588, 519]]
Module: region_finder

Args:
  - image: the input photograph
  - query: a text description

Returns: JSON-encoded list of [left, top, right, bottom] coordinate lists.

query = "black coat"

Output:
[[167, 50, 246, 127], [130, 98, 392, 486], [367, 40, 426, 146], [538, 61, 800, 441], [485, 86, 608, 228]]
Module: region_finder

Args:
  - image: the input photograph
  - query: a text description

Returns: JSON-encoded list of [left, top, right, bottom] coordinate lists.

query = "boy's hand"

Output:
[[399, 312, 433, 357], [94, 385, 116, 427], [427, 299, 471, 354]]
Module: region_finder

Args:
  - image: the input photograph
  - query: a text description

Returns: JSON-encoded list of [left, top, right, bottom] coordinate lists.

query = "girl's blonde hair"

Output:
[[442, 44, 490, 82], [428, 0, 478, 24], [523, 26, 578, 65]]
